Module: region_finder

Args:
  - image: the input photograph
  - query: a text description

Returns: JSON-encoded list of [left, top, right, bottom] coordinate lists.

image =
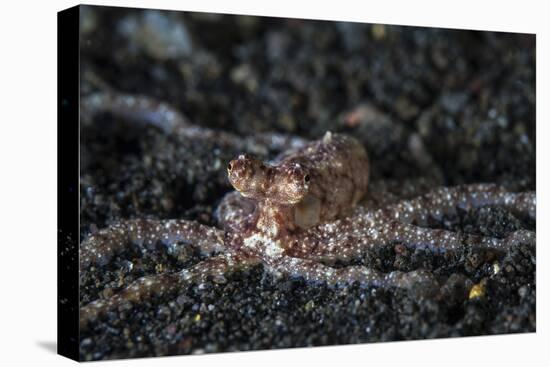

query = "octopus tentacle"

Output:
[[80, 253, 259, 330], [287, 184, 535, 263], [80, 272, 181, 330], [81, 90, 307, 156], [215, 191, 256, 232], [80, 91, 191, 132], [81, 70, 309, 153], [289, 219, 535, 263], [80, 219, 226, 270], [376, 223, 535, 253], [362, 177, 442, 209], [79, 130, 536, 337], [266, 257, 438, 292], [377, 184, 535, 225]]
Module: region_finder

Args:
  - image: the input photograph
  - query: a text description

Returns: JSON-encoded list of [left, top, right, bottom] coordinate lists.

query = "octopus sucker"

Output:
[[79, 131, 536, 330]]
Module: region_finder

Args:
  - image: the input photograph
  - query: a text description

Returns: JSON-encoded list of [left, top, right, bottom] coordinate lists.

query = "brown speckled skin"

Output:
[[226, 132, 369, 240], [79, 129, 535, 330], [276, 132, 369, 226]]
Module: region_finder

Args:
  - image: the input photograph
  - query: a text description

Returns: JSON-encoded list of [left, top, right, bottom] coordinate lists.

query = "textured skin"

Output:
[[79, 130, 536, 330], [226, 132, 369, 237]]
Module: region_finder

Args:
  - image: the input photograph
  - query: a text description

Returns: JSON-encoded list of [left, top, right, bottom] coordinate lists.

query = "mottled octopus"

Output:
[[80, 99, 536, 330]]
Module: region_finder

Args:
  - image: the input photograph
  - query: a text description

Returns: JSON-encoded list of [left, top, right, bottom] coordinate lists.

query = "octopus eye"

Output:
[[304, 174, 310, 183], [227, 162, 233, 171]]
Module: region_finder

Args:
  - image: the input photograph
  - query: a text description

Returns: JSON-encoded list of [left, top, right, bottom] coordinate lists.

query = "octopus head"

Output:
[[227, 155, 310, 205], [227, 154, 269, 199], [272, 163, 310, 204]]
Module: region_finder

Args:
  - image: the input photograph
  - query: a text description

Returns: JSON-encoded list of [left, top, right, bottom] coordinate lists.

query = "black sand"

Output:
[[78, 6, 535, 360]]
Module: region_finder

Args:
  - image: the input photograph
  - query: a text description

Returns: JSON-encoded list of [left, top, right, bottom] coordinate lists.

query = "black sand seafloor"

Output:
[[77, 5, 536, 361]]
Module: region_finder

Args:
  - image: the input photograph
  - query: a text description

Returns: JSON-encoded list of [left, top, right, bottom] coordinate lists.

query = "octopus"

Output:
[[79, 92, 536, 330]]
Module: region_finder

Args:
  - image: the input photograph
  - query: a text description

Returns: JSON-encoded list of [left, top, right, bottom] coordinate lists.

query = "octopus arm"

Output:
[[81, 90, 307, 156], [289, 220, 534, 263], [80, 219, 226, 270], [215, 191, 256, 232], [288, 184, 535, 263], [266, 257, 438, 291], [80, 271, 181, 330], [80, 91, 190, 132], [80, 252, 260, 330], [378, 184, 535, 225], [374, 223, 535, 253], [363, 177, 442, 209]]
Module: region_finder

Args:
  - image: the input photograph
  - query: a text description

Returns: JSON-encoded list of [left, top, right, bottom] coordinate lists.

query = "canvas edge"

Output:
[[57, 4, 80, 362]]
